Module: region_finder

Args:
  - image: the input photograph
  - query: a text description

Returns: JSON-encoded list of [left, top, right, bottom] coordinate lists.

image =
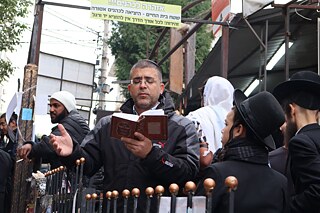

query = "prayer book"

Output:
[[110, 109, 168, 140]]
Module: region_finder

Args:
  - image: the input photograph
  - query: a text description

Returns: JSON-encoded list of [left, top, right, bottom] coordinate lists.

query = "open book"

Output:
[[110, 109, 168, 140]]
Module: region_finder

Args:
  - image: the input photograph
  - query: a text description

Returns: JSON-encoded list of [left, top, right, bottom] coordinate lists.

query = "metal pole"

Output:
[[98, 20, 110, 110], [203, 178, 215, 213], [184, 181, 196, 213], [169, 183, 179, 213], [221, 26, 229, 78], [225, 176, 238, 213], [131, 188, 140, 213], [284, 7, 291, 80], [27, 2, 44, 65], [145, 187, 154, 213], [122, 189, 130, 213], [155, 185, 165, 213], [264, 20, 269, 91]]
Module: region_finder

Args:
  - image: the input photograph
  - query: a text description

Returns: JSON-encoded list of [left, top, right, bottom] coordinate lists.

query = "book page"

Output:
[[140, 109, 165, 116], [112, 113, 139, 121]]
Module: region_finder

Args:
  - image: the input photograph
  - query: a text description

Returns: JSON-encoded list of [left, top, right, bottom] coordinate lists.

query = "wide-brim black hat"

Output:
[[273, 71, 320, 110], [233, 89, 285, 150]]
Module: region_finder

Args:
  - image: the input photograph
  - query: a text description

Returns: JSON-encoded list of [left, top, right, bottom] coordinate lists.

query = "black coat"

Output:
[[0, 149, 12, 213], [289, 123, 320, 213], [197, 138, 288, 213], [269, 147, 295, 196]]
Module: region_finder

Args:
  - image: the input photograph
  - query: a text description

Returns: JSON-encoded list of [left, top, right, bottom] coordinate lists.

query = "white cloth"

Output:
[[243, 0, 273, 18], [187, 76, 234, 153]]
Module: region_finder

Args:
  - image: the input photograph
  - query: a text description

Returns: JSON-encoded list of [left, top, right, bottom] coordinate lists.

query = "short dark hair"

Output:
[[130, 59, 163, 82], [279, 96, 293, 117], [0, 112, 17, 123], [232, 106, 257, 142]]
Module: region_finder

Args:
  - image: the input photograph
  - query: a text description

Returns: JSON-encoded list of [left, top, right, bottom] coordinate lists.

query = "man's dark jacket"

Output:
[[0, 149, 12, 213], [28, 110, 90, 169], [61, 92, 200, 213], [269, 147, 295, 196], [289, 123, 320, 213]]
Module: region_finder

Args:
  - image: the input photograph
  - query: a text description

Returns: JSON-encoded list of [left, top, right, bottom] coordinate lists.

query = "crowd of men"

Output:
[[1, 59, 319, 213]]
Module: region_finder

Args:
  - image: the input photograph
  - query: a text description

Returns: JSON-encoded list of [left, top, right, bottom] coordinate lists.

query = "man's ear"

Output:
[[289, 103, 296, 118], [128, 84, 133, 96], [160, 83, 165, 94], [288, 103, 298, 122], [233, 124, 246, 138]]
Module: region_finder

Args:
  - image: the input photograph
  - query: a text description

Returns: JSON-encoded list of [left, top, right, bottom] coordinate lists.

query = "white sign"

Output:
[[91, 0, 181, 28], [6, 92, 23, 125], [159, 196, 206, 213]]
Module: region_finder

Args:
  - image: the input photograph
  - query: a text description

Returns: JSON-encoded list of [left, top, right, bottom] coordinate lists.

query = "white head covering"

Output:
[[50, 91, 77, 113], [203, 76, 234, 111], [187, 76, 234, 153]]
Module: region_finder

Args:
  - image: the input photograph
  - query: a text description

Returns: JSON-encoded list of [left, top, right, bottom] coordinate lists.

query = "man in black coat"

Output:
[[197, 89, 288, 213], [18, 91, 90, 169], [273, 71, 320, 213], [49, 59, 199, 213]]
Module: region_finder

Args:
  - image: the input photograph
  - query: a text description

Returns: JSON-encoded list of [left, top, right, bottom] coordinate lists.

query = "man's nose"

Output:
[[139, 79, 148, 87]]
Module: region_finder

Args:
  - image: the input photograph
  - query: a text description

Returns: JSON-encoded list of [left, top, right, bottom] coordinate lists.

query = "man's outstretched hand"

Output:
[[50, 124, 73, 157]]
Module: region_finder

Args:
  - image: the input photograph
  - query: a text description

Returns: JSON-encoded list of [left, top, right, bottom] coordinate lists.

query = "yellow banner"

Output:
[[90, 0, 181, 28]]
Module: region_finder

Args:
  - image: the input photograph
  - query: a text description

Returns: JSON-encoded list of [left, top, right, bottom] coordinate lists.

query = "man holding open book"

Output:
[[50, 59, 200, 213]]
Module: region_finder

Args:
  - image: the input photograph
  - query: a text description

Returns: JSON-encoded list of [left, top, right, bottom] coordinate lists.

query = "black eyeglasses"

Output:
[[130, 76, 156, 85]]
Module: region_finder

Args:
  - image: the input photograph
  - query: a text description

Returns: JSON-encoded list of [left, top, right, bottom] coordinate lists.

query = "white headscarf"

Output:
[[187, 76, 234, 153]]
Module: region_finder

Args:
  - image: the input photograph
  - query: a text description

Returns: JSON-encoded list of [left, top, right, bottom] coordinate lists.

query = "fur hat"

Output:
[[273, 71, 320, 110], [233, 89, 285, 149], [50, 91, 77, 113]]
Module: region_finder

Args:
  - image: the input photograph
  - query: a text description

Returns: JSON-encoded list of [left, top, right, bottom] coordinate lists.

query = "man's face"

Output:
[[0, 117, 8, 135], [128, 67, 164, 114], [221, 109, 235, 146], [50, 99, 68, 123]]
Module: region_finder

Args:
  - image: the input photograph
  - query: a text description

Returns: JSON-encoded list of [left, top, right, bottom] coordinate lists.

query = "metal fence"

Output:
[[29, 158, 238, 213]]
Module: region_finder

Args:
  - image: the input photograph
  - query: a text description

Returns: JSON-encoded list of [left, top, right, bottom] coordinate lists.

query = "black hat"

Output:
[[233, 89, 285, 149], [273, 71, 320, 110]]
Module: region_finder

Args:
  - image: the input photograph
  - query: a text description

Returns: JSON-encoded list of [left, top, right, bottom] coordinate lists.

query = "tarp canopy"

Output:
[[243, 0, 274, 17], [183, 7, 318, 114]]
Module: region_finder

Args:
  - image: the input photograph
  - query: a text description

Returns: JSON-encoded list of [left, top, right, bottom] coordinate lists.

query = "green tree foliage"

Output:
[[108, 0, 212, 98], [0, 0, 32, 82]]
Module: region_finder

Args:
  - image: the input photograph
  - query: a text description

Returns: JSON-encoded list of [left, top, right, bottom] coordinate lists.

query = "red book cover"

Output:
[[110, 110, 168, 140]]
